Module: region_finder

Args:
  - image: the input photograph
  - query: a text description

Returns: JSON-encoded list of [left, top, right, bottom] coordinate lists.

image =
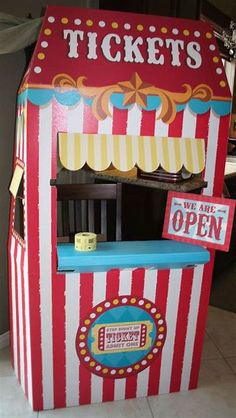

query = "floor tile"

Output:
[[38, 398, 152, 418], [0, 346, 14, 377], [0, 376, 38, 418], [202, 333, 222, 360], [148, 381, 236, 418], [199, 358, 236, 386], [206, 306, 236, 357], [148, 357, 236, 418], [226, 357, 236, 374]]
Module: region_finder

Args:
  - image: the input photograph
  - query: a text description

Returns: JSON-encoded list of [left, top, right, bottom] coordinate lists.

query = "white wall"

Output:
[[0, 0, 98, 335]]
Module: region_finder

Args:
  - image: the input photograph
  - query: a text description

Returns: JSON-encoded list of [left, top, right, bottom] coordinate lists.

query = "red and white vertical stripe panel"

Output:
[[47, 102, 216, 407], [52, 265, 203, 407], [19, 99, 224, 410], [9, 104, 32, 404]]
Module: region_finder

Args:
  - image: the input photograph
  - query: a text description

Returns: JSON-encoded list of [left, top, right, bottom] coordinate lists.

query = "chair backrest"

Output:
[[56, 183, 122, 242]]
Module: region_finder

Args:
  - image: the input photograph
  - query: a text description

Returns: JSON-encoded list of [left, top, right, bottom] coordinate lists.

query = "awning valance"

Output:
[[58, 133, 205, 174]]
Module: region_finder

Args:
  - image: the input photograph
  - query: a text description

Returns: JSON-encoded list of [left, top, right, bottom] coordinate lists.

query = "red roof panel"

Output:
[[23, 5, 231, 100]]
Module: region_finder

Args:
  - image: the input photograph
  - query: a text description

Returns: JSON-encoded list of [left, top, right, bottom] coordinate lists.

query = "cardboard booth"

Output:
[[8, 5, 233, 411]]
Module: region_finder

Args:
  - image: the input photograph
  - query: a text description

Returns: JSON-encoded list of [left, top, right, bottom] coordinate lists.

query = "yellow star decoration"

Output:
[[117, 72, 152, 107]]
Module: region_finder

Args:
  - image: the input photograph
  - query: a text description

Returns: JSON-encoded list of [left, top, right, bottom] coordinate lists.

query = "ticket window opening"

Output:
[[56, 167, 121, 244]]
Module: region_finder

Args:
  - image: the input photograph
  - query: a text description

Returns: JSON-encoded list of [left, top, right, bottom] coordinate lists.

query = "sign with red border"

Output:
[[75, 295, 166, 378], [9, 159, 24, 198], [163, 192, 235, 251]]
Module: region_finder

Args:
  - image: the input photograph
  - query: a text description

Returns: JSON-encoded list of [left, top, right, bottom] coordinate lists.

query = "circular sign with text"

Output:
[[76, 295, 167, 378]]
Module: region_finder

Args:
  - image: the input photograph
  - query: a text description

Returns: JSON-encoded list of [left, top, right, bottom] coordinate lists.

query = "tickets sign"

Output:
[[24, 6, 231, 100], [163, 192, 235, 251]]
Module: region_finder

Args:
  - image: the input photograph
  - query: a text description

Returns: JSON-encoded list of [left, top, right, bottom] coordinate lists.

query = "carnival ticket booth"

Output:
[[8, 5, 233, 411]]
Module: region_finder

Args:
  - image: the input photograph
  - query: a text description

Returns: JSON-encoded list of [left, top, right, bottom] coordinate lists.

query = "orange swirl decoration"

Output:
[[52, 72, 213, 124]]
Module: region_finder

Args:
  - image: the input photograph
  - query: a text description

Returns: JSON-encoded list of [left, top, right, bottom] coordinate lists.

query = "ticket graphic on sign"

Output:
[[76, 296, 166, 378], [91, 321, 153, 354]]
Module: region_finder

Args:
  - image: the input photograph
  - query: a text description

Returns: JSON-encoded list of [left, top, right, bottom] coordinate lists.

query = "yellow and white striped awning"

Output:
[[58, 133, 205, 174]]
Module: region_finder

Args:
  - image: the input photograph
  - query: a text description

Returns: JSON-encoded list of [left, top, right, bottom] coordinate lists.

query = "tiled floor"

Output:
[[1, 306, 236, 418]]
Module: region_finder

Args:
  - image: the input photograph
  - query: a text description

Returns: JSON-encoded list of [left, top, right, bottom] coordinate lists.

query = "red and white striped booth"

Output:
[[8, 5, 231, 411]]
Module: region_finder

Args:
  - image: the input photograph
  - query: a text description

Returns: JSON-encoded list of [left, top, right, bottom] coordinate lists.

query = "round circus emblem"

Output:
[[76, 295, 167, 378]]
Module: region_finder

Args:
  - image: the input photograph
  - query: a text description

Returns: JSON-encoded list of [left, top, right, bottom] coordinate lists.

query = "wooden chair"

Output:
[[56, 183, 122, 242]]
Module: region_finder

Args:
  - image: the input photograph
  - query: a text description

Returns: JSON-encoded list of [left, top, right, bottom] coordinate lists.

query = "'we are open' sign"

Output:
[[163, 192, 235, 251]]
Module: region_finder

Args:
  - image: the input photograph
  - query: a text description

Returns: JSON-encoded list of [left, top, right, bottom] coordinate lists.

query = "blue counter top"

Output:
[[57, 240, 210, 273]]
